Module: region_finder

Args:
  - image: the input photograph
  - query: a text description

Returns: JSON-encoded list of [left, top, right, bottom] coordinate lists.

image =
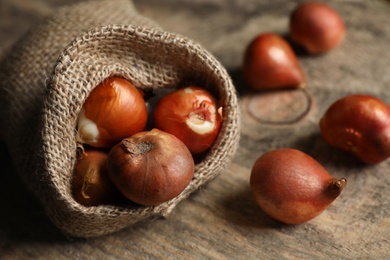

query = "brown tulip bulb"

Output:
[[72, 149, 120, 206], [153, 86, 222, 155], [320, 94, 390, 163], [76, 77, 148, 148], [290, 2, 346, 54], [243, 33, 306, 90], [108, 128, 195, 206], [250, 148, 346, 224]]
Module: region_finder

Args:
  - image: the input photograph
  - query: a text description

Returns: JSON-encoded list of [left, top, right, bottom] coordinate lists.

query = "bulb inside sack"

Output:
[[153, 86, 223, 155], [76, 77, 148, 148]]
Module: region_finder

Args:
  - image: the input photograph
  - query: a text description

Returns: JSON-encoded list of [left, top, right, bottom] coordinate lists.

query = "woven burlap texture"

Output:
[[0, 0, 240, 237]]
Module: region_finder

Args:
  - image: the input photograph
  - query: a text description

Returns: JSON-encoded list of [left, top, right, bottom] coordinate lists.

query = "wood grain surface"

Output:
[[1, 0, 389, 259]]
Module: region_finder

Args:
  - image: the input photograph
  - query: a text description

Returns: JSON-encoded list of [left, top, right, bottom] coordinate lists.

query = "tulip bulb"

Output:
[[290, 2, 346, 54], [153, 86, 222, 154], [250, 148, 346, 224], [72, 149, 120, 206], [320, 94, 390, 163], [242, 33, 306, 90], [76, 77, 148, 148], [108, 129, 195, 206]]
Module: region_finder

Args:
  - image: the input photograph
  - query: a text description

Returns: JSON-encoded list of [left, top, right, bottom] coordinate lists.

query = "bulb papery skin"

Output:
[[250, 148, 346, 224], [242, 33, 306, 90], [107, 128, 195, 206], [153, 86, 222, 154], [77, 77, 148, 148]]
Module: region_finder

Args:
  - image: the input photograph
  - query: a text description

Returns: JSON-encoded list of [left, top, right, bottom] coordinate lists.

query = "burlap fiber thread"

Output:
[[0, 0, 240, 237]]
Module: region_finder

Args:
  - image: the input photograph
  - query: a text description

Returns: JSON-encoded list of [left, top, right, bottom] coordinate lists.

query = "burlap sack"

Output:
[[0, 0, 240, 237]]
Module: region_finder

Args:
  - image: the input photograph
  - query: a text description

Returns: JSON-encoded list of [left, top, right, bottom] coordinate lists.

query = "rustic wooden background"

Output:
[[1, 0, 389, 259]]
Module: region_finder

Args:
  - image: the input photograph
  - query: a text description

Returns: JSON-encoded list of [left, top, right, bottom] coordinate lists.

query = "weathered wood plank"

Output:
[[0, 0, 389, 259]]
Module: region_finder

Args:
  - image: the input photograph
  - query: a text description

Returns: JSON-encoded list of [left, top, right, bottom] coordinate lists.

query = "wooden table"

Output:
[[1, 0, 389, 258]]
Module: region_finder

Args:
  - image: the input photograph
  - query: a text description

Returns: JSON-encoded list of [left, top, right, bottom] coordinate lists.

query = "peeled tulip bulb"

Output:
[[153, 86, 222, 154]]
